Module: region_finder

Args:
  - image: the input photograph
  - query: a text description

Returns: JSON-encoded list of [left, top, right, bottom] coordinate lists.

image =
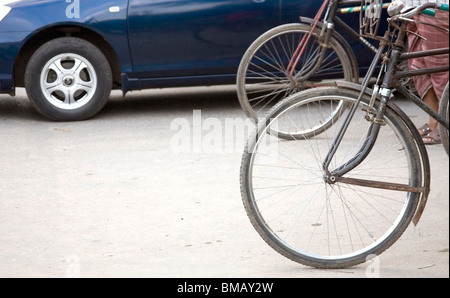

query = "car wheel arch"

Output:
[[14, 25, 122, 90]]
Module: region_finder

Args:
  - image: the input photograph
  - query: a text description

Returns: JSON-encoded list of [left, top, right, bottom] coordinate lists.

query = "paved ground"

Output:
[[0, 87, 448, 278]]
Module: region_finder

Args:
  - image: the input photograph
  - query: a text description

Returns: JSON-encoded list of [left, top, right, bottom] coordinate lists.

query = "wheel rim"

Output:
[[40, 53, 97, 110], [243, 91, 422, 267]]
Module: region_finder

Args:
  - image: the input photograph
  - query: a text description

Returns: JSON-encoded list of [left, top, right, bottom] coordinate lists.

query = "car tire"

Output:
[[25, 37, 112, 121]]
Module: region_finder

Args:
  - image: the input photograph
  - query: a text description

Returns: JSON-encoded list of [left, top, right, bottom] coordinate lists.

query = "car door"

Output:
[[127, 0, 279, 81], [280, 0, 321, 22]]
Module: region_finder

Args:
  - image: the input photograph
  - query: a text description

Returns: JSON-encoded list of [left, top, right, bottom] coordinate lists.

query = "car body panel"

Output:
[[127, 0, 279, 79], [0, 30, 27, 92]]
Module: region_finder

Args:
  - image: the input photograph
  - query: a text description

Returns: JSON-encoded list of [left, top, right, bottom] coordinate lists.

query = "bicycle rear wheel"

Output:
[[237, 23, 357, 126], [439, 82, 449, 155], [240, 87, 427, 269]]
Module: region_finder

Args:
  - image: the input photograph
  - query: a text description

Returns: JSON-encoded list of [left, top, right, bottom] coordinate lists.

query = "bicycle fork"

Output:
[[322, 40, 386, 179], [322, 38, 425, 194]]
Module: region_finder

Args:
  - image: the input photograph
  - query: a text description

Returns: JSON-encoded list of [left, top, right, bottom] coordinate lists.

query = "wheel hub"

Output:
[[63, 76, 75, 87], [323, 174, 337, 184]]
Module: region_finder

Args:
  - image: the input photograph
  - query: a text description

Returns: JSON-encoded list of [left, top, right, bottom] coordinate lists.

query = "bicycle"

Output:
[[236, 0, 391, 128], [240, 1, 449, 269]]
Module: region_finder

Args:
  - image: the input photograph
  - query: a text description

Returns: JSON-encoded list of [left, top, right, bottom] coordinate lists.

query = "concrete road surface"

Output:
[[0, 87, 448, 278]]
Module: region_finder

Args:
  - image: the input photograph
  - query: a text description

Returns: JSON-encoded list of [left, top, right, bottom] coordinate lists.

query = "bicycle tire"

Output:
[[240, 87, 426, 269], [237, 23, 357, 128], [439, 82, 449, 156]]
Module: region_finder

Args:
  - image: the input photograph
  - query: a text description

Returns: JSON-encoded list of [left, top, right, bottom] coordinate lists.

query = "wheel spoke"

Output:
[[49, 60, 64, 75], [61, 88, 75, 105], [42, 80, 62, 94]]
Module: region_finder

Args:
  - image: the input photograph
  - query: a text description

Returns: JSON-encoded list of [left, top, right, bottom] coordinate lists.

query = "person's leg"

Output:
[[423, 88, 439, 130], [422, 88, 441, 144]]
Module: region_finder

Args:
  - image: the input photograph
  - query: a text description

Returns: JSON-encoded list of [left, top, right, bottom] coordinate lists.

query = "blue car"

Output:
[[0, 0, 365, 121]]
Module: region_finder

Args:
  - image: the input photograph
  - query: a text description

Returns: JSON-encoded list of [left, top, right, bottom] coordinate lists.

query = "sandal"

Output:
[[422, 127, 441, 145], [418, 123, 432, 137]]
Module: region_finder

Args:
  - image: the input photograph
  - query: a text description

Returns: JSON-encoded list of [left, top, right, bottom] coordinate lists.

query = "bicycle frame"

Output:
[[323, 3, 449, 187]]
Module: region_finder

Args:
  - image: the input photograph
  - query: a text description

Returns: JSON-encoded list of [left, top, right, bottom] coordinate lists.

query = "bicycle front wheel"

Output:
[[240, 87, 427, 269], [237, 23, 357, 123]]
